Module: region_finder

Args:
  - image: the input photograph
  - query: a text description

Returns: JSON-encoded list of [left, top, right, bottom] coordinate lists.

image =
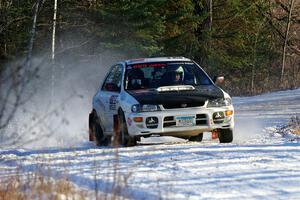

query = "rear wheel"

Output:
[[88, 112, 95, 141], [189, 133, 203, 142], [218, 129, 233, 143]]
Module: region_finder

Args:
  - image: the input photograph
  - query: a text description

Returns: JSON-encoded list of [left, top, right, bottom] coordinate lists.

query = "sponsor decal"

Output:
[[109, 95, 118, 110], [129, 63, 167, 69]]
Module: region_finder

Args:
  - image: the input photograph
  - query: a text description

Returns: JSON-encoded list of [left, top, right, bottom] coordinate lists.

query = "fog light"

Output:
[[213, 112, 225, 120], [146, 117, 158, 129], [133, 117, 143, 122], [225, 110, 233, 116]]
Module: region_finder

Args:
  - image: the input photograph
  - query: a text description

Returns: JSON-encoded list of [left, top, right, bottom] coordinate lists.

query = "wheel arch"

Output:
[[90, 109, 107, 130], [117, 107, 124, 115]]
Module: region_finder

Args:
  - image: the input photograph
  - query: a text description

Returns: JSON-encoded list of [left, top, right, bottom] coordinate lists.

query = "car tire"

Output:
[[117, 110, 136, 147], [189, 133, 203, 142], [93, 115, 110, 146], [89, 112, 95, 141], [218, 129, 233, 143]]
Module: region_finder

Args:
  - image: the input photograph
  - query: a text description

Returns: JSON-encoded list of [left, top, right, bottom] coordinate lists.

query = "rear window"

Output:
[[125, 62, 212, 90]]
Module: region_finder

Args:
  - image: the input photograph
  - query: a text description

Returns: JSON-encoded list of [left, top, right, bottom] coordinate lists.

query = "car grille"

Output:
[[163, 114, 207, 128], [162, 102, 205, 109], [196, 114, 207, 125]]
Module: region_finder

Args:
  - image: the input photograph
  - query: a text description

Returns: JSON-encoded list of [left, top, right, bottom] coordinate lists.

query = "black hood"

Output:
[[127, 85, 224, 105]]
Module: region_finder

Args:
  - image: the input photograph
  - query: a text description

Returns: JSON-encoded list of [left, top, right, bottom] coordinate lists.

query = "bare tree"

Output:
[[0, 0, 40, 135], [26, 0, 40, 68], [281, 0, 295, 84]]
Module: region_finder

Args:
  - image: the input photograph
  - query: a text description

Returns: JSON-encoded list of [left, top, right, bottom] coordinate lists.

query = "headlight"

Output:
[[207, 98, 232, 107], [131, 104, 159, 112]]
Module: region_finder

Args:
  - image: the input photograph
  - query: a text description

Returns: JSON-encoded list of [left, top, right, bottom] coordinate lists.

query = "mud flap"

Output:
[[212, 130, 219, 140]]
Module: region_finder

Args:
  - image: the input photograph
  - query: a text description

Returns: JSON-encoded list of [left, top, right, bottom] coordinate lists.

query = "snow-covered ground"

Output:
[[1, 89, 300, 199]]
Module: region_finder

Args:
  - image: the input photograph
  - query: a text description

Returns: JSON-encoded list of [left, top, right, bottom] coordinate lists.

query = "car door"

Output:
[[98, 64, 123, 133]]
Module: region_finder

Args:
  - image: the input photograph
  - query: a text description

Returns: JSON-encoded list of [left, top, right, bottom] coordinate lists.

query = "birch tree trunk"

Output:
[[280, 0, 295, 84], [51, 0, 57, 107], [52, 0, 57, 61]]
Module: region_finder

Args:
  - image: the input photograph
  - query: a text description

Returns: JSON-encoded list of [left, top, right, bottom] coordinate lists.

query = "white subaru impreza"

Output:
[[89, 57, 234, 146]]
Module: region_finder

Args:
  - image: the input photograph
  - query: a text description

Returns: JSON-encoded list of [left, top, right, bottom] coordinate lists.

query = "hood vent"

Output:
[[156, 85, 195, 92]]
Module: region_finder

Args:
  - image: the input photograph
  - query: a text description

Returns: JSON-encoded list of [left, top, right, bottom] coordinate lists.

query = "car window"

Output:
[[184, 63, 211, 85], [102, 65, 123, 92], [124, 62, 212, 90]]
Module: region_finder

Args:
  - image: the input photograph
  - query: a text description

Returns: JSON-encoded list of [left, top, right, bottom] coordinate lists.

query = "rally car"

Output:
[[89, 57, 234, 146]]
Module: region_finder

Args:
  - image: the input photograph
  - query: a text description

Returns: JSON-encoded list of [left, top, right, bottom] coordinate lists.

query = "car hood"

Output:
[[126, 85, 224, 105]]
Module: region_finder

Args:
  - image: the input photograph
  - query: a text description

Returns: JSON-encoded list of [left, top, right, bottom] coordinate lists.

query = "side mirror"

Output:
[[105, 83, 120, 92], [214, 76, 225, 85]]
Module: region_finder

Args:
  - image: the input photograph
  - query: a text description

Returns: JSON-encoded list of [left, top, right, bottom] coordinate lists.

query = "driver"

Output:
[[160, 65, 185, 86], [170, 66, 184, 85]]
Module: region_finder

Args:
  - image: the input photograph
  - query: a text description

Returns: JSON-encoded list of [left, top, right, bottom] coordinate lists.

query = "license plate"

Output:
[[176, 116, 196, 127]]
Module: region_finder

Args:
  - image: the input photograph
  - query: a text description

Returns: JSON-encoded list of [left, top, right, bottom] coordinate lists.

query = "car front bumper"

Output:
[[125, 106, 234, 137]]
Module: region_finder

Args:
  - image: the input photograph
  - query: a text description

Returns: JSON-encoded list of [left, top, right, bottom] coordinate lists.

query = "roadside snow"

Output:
[[1, 143, 300, 199], [233, 89, 300, 144], [0, 89, 300, 199]]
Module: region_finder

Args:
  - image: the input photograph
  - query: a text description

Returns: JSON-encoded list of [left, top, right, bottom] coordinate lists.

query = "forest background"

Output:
[[0, 0, 299, 140]]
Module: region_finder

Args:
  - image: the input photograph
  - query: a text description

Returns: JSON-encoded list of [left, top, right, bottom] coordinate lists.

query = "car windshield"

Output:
[[125, 62, 212, 90]]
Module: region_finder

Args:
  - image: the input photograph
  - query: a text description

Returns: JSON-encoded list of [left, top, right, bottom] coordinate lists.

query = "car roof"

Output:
[[124, 57, 192, 65]]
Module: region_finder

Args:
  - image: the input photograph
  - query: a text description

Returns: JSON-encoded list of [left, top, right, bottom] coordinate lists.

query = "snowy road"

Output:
[[1, 89, 300, 199]]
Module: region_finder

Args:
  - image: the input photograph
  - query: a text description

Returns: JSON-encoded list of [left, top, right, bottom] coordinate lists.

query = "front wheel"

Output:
[[93, 116, 110, 146], [115, 111, 136, 147], [218, 129, 233, 143]]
